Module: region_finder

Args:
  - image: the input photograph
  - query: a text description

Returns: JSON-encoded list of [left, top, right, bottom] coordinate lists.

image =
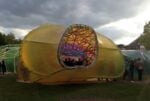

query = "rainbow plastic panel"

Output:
[[17, 24, 125, 84]]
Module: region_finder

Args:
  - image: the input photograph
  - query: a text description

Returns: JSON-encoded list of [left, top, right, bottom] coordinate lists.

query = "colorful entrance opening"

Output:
[[58, 24, 98, 69]]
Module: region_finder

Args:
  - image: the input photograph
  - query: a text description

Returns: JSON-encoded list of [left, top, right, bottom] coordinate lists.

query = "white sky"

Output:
[[96, 0, 150, 45]]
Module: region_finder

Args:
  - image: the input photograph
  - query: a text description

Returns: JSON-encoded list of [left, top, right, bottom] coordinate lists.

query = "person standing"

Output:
[[137, 58, 144, 81], [0, 60, 2, 74], [129, 60, 135, 81], [123, 58, 129, 80], [1, 60, 6, 75]]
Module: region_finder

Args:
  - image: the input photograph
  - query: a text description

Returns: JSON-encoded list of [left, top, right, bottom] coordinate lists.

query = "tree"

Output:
[[5, 33, 15, 44], [140, 21, 150, 50], [0, 32, 6, 45], [0, 32, 22, 46]]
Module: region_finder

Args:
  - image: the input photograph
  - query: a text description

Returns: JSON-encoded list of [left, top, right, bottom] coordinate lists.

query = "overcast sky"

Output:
[[0, 0, 150, 45]]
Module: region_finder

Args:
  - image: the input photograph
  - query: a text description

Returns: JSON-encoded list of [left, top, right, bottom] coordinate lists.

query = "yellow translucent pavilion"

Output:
[[17, 24, 125, 84]]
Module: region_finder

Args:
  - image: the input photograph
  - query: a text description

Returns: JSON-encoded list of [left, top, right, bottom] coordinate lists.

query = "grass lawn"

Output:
[[0, 74, 150, 101]]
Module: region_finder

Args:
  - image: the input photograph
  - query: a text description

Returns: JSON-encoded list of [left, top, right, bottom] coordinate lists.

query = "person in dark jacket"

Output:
[[2, 60, 6, 75], [0, 61, 2, 74], [129, 59, 135, 81], [136, 58, 144, 81], [123, 58, 130, 80]]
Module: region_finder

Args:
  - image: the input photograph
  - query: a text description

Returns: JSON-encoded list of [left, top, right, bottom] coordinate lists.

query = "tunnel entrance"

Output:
[[58, 24, 98, 69]]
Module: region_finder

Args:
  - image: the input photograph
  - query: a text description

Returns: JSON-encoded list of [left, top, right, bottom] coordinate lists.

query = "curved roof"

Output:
[[23, 24, 119, 50]]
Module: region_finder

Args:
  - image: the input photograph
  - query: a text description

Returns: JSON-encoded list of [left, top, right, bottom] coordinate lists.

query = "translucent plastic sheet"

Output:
[[0, 45, 19, 72], [18, 24, 125, 84], [122, 50, 150, 74]]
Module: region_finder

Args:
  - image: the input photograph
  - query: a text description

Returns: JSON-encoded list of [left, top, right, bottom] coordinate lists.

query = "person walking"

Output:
[[1, 60, 6, 75]]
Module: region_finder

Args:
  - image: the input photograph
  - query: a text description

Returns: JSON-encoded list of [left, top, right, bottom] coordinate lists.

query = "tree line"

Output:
[[140, 21, 150, 50], [0, 32, 22, 46]]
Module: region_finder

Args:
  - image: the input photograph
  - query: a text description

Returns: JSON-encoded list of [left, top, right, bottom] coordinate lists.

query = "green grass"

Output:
[[0, 74, 150, 101]]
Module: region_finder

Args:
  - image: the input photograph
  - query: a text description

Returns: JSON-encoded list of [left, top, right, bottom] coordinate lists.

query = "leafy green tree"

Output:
[[140, 22, 150, 50], [0, 32, 22, 46], [5, 33, 15, 44], [0, 32, 6, 45], [14, 39, 22, 44]]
